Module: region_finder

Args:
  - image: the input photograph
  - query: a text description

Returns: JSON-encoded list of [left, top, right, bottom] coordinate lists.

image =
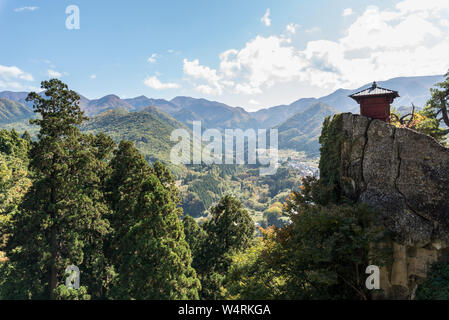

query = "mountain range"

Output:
[[80, 106, 194, 177], [0, 74, 444, 157], [0, 98, 34, 123], [276, 102, 337, 156]]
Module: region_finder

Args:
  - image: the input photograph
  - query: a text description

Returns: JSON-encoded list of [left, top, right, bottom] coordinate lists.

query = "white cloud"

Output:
[[342, 8, 354, 16], [261, 8, 271, 27], [249, 99, 260, 105], [285, 23, 300, 34], [183, 58, 223, 94], [144, 76, 180, 90], [182, 0, 449, 101], [14, 6, 38, 12], [195, 85, 217, 95], [147, 53, 158, 63], [305, 27, 320, 33], [0, 80, 41, 92], [0, 80, 23, 90], [0, 65, 36, 91], [90, 74, 97, 79], [168, 49, 181, 55], [0, 65, 34, 81], [47, 69, 62, 78]]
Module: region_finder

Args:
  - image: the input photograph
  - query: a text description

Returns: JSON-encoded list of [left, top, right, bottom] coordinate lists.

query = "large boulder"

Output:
[[324, 113, 449, 298], [336, 113, 449, 247]]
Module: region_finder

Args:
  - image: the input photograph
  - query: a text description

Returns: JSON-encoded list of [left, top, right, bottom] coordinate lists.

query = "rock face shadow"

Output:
[[332, 113, 449, 299]]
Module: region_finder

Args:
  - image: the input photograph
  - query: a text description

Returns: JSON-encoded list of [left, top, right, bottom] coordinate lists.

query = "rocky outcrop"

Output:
[[329, 113, 449, 299]]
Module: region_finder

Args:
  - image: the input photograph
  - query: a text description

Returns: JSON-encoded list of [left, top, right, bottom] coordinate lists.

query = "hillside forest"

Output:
[[0, 73, 448, 299]]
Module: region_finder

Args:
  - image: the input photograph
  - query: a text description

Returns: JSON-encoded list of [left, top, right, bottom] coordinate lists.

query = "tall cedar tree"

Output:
[[106, 141, 200, 299], [105, 140, 152, 267], [195, 195, 255, 299], [183, 215, 207, 260], [1, 79, 113, 299]]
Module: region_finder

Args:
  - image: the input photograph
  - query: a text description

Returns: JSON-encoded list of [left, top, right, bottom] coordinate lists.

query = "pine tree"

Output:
[[1, 80, 112, 299], [425, 71, 449, 138], [104, 140, 152, 268], [106, 142, 200, 299]]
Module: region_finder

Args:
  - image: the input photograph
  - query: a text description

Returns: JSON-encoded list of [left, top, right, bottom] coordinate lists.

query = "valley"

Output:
[[0, 74, 442, 224]]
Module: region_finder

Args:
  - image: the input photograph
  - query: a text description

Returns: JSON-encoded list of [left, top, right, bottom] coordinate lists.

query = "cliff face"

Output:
[[323, 113, 449, 299]]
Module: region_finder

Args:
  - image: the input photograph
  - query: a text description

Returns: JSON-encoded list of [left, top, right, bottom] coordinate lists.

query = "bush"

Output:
[[415, 257, 449, 300], [53, 285, 91, 300]]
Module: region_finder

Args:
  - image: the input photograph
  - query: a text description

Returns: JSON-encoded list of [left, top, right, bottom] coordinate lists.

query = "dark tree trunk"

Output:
[[49, 224, 58, 299], [49, 182, 58, 300], [441, 99, 449, 127]]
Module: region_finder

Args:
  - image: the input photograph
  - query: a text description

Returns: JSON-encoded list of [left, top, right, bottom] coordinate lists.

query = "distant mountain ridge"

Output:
[[0, 74, 442, 129], [276, 102, 337, 156], [121, 73, 441, 129], [0, 74, 444, 158], [0, 98, 34, 123], [80, 106, 191, 173]]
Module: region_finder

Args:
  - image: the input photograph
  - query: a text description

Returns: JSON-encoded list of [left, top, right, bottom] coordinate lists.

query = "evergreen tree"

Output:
[[0, 80, 111, 299], [106, 142, 200, 299], [105, 140, 152, 263], [183, 215, 207, 260], [196, 195, 255, 299], [425, 71, 449, 137]]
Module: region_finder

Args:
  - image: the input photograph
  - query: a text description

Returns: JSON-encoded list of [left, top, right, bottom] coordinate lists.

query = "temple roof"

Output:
[[349, 82, 399, 99]]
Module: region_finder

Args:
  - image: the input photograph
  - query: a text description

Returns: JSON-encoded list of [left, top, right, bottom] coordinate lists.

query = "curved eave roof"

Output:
[[349, 86, 399, 100]]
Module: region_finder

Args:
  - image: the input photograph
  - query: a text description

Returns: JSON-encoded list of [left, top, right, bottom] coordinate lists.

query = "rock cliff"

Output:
[[321, 113, 449, 299]]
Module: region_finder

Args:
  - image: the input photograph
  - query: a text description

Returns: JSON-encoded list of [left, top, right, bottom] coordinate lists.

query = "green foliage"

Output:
[[0, 78, 404, 301], [195, 195, 255, 299], [105, 140, 152, 248], [261, 166, 298, 197], [223, 230, 285, 300], [1, 80, 201, 300], [263, 202, 284, 228], [276, 177, 388, 299], [81, 107, 189, 177], [418, 106, 448, 144], [188, 172, 223, 211], [415, 257, 449, 300], [181, 191, 206, 218], [318, 114, 345, 201], [183, 215, 207, 259], [106, 142, 200, 300], [53, 285, 91, 300], [390, 106, 448, 144], [1, 80, 112, 299], [0, 130, 31, 220], [0, 152, 31, 256], [426, 70, 449, 129], [0, 128, 30, 160]]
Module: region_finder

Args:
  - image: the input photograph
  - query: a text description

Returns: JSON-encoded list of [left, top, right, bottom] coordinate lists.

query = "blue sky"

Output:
[[1, 0, 448, 110]]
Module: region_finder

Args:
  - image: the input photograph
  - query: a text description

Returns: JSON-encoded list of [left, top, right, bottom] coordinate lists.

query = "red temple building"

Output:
[[349, 82, 399, 123]]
